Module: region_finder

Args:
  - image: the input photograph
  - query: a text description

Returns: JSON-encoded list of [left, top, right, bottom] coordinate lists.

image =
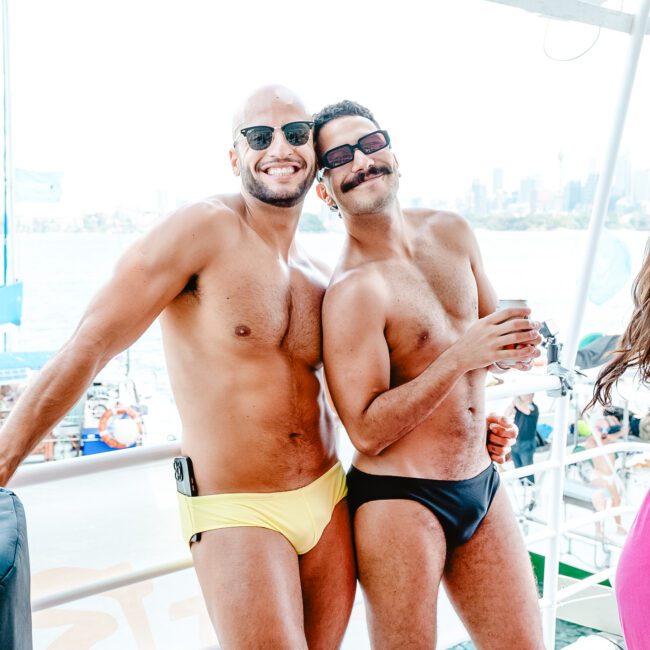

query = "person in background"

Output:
[[505, 393, 539, 485], [585, 242, 650, 649], [585, 412, 627, 538]]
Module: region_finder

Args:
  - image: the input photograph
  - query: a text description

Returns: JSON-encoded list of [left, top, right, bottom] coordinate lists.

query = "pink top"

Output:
[[616, 488, 650, 649]]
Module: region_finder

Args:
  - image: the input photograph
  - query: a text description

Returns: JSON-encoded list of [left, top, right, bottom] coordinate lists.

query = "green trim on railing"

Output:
[[529, 551, 613, 590]]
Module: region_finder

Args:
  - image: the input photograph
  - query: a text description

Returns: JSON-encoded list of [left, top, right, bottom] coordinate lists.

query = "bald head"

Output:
[[231, 85, 310, 141], [228, 85, 317, 208]]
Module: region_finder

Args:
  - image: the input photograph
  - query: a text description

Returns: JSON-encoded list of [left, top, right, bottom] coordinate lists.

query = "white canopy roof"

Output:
[[488, 0, 650, 34]]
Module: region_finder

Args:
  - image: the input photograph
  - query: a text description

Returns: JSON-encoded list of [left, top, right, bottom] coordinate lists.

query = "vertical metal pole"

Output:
[[542, 1, 650, 646], [1, 0, 14, 352], [542, 394, 570, 646], [1, 0, 12, 289]]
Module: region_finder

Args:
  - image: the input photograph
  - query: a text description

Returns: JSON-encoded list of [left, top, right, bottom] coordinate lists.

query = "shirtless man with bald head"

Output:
[[0, 86, 516, 648], [0, 85, 356, 648]]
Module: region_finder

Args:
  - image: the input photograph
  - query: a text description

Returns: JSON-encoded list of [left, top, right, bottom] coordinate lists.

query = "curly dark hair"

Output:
[[585, 241, 650, 411], [313, 100, 380, 144]]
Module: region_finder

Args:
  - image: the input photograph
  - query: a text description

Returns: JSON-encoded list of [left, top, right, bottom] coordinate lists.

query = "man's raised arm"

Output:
[[0, 204, 219, 484], [460, 214, 540, 372], [322, 271, 537, 457]]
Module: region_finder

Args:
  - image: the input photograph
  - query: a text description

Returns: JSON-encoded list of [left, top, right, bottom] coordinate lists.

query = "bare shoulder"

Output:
[[136, 194, 244, 267], [404, 207, 471, 235], [324, 265, 388, 317], [153, 194, 243, 242], [405, 208, 476, 253]]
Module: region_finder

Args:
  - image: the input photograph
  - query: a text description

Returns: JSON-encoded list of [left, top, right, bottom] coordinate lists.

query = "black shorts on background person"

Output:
[[507, 394, 539, 485]]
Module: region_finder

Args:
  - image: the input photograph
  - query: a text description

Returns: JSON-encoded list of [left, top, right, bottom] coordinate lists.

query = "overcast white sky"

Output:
[[5, 0, 650, 215]]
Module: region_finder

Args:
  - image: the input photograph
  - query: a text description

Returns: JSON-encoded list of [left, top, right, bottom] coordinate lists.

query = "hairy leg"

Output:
[[354, 500, 446, 649], [299, 499, 357, 650], [191, 526, 307, 649], [443, 486, 544, 649]]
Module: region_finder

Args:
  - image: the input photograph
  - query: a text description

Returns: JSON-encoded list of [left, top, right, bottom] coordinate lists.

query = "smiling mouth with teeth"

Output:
[[266, 167, 299, 177]]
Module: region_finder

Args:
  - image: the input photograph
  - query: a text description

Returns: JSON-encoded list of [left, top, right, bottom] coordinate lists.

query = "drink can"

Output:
[[496, 299, 529, 367], [497, 299, 528, 311]]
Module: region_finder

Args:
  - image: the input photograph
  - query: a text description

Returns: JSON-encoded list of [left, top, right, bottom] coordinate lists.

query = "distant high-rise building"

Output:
[[613, 156, 632, 201], [563, 180, 582, 212], [519, 177, 538, 214], [582, 173, 598, 206], [492, 167, 504, 195], [471, 178, 487, 217], [633, 169, 650, 203], [557, 151, 565, 195]]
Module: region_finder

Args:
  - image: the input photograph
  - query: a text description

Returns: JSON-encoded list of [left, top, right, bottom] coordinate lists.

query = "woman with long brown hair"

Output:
[[586, 240, 650, 648]]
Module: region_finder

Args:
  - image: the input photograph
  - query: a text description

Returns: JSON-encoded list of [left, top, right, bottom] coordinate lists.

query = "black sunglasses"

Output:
[[239, 121, 314, 151], [320, 130, 391, 170]]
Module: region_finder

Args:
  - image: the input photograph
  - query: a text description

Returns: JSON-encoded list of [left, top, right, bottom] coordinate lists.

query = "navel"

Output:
[[234, 325, 251, 337]]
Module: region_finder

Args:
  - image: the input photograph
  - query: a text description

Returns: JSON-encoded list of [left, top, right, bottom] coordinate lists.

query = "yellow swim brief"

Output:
[[176, 461, 347, 555]]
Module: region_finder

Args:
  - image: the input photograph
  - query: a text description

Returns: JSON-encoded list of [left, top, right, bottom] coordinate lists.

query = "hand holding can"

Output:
[[495, 299, 539, 368]]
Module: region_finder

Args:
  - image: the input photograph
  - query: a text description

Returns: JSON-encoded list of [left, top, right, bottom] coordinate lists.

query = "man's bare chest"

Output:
[[173, 261, 326, 364], [383, 254, 478, 373]]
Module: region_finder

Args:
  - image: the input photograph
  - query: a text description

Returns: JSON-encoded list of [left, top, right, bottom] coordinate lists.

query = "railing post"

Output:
[[542, 394, 570, 645], [541, 1, 650, 644]]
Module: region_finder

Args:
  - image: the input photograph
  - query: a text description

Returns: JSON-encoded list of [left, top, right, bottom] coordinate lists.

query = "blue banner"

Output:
[[0, 282, 23, 326]]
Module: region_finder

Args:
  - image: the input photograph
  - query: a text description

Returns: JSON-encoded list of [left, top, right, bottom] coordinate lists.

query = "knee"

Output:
[[219, 626, 308, 650]]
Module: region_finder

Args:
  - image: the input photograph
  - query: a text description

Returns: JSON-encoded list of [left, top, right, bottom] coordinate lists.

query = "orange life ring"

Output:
[[97, 405, 143, 449]]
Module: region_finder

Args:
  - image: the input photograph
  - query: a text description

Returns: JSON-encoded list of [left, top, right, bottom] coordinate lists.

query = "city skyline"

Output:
[[14, 152, 650, 233], [5, 1, 650, 226]]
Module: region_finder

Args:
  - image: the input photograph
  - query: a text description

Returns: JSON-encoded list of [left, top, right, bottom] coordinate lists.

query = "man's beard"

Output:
[[240, 165, 315, 208]]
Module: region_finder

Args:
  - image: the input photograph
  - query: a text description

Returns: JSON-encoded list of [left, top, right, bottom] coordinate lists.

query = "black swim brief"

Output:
[[346, 463, 500, 548]]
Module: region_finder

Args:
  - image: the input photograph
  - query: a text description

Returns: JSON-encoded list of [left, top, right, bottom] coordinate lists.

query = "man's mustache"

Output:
[[341, 165, 394, 193]]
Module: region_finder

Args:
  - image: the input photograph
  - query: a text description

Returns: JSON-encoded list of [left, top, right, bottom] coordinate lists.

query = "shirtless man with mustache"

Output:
[[315, 99, 544, 648]]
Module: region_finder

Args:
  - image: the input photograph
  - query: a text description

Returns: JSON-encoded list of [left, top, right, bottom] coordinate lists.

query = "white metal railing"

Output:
[[14, 406, 650, 614], [8, 440, 181, 489], [485, 372, 561, 402], [6, 372, 563, 491], [8, 373, 561, 492], [15, 376, 645, 619], [523, 506, 637, 547], [27, 498, 631, 619], [555, 569, 615, 604], [504, 440, 650, 480], [30, 557, 193, 613]]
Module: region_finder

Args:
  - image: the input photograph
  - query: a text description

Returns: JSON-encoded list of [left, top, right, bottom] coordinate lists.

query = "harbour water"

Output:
[[13, 227, 650, 384]]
